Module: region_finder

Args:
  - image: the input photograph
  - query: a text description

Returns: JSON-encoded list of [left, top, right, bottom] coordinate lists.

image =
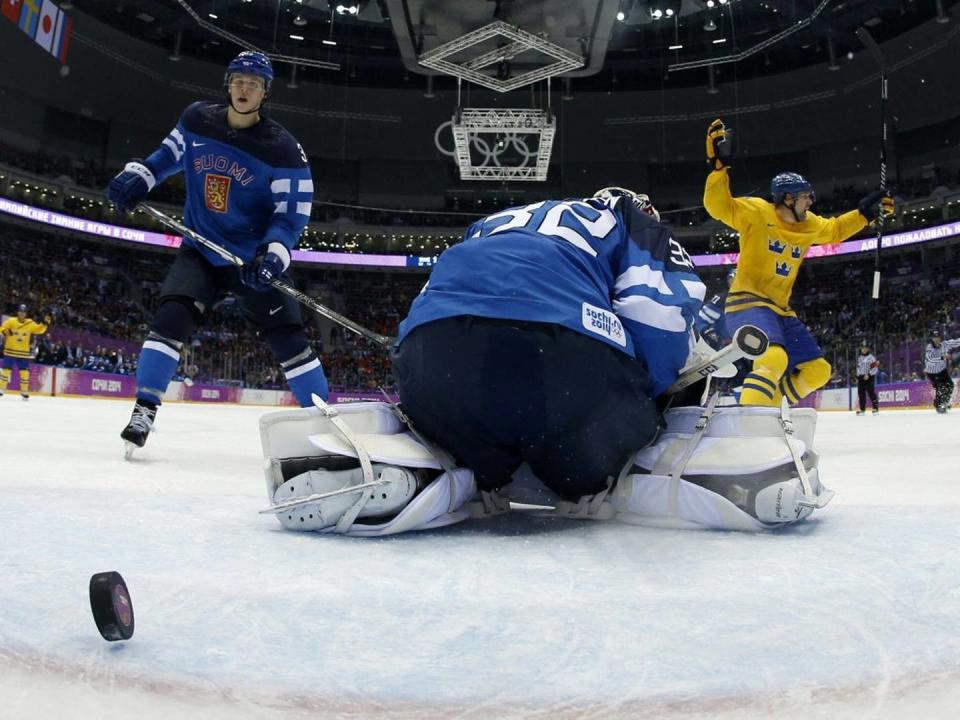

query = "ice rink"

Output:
[[1, 395, 959, 719]]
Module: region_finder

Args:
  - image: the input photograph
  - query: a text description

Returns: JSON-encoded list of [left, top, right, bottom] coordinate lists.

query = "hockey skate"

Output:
[[121, 401, 157, 459], [20, 393, 29, 401]]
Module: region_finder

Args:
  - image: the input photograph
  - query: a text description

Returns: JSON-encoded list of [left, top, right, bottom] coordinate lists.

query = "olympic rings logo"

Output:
[[434, 120, 539, 168]]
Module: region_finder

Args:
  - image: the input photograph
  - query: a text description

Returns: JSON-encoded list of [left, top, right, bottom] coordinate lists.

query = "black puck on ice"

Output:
[[89, 571, 135, 642]]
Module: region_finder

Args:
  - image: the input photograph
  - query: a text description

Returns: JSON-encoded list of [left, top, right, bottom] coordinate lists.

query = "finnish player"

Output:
[[258, 189, 834, 535], [703, 118, 894, 407], [107, 51, 329, 457]]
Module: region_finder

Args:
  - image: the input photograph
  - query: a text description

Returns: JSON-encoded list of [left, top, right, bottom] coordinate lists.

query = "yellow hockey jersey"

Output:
[[704, 168, 867, 317], [0, 317, 48, 359]]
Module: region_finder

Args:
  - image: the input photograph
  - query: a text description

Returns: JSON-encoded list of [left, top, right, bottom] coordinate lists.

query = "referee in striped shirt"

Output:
[[925, 329, 960, 414], [855, 343, 880, 414]]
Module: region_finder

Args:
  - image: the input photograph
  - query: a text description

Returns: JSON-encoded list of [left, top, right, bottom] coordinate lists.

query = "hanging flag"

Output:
[[1, 0, 23, 25], [16, 0, 38, 36], [33, 0, 60, 52], [53, 10, 71, 63]]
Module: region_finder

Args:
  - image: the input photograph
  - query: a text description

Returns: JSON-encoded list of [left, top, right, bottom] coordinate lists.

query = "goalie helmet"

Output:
[[593, 186, 660, 222]]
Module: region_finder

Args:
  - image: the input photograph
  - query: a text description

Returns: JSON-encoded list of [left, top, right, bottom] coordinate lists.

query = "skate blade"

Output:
[[123, 441, 138, 461]]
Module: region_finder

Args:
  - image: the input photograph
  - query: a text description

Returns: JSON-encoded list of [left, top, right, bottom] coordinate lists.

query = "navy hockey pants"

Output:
[[392, 316, 659, 501]]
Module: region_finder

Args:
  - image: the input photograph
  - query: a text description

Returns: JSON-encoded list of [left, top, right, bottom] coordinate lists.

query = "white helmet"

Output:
[[593, 186, 660, 222]]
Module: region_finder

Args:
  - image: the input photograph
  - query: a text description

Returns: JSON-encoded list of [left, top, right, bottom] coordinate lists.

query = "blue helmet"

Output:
[[770, 172, 815, 204], [17, 303, 27, 312], [225, 50, 274, 89]]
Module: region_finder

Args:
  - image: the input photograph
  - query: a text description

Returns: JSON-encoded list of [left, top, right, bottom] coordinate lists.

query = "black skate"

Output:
[[121, 401, 157, 459]]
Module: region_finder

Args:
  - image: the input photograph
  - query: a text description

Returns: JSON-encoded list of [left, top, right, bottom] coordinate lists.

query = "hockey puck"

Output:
[[89, 571, 135, 642]]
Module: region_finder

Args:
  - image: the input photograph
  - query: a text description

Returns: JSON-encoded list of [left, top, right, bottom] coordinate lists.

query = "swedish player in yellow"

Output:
[[703, 118, 894, 406], [1, 303, 51, 400]]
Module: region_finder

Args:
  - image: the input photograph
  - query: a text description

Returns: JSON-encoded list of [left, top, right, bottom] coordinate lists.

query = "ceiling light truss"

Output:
[[419, 20, 583, 93], [172, 0, 340, 71], [667, 0, 829, 72], [451, 108, 556, 181]]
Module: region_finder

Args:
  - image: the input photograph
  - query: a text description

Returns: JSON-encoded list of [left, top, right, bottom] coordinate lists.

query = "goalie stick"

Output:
[[140, 204, 395, 348], [664, 324, 768, 396]]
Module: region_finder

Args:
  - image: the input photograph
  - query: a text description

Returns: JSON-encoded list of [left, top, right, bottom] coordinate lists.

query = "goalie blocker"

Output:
[[259, 396, 833, 536]]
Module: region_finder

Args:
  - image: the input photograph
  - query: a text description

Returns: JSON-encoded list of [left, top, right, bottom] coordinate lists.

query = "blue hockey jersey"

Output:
[[143, 102, 313, 265], [397, 197, 706, 396]]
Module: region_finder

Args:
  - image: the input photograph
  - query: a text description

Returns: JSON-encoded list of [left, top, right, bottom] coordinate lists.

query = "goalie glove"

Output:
[[705, 118, 733, 171]]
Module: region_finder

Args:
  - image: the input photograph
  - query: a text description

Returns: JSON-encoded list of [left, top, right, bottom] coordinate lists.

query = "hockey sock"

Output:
[[19, 369, 29, 393], [0, 368, 9, 390], [780, 357, 832, 404], [134, 332, 183, 404], [280, 347, 329, 406], [740, 345, 787, 407], [266, 329, 329, 406]]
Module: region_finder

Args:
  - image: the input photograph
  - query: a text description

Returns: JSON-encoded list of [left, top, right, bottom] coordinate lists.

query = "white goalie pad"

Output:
[[259, 402, 476, 536], [613, 404, 833, 531]]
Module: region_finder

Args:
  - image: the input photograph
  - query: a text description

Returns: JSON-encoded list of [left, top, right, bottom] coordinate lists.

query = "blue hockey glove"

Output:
[[242, 242, 290, 292], [107, 160, 156, 213]]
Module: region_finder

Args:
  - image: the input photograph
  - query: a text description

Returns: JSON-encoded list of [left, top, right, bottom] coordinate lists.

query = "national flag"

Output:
[[54, 11, 71, 63], [33, 0, 60, 52], [1, 0, 23, 25], [16, 0, 39, 36]]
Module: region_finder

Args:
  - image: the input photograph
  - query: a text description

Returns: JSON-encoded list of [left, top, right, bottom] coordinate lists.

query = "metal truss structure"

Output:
[[418, 21, 583, 94], [451, 108, 555, 181]]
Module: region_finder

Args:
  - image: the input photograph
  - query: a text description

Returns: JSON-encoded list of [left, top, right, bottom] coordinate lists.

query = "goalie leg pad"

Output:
[[273, 463, 425, 532], [614, 404, 832, 530], [260, 401, 478, 536]]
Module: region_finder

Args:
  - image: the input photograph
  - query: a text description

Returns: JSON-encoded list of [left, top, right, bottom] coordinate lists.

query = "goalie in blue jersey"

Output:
[[259, 189, 834, 535], [391, 188, 705, 506], [107, 51, 329, 458]]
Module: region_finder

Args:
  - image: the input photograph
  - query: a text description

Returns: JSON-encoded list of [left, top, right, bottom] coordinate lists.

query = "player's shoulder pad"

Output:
[[620, 204, 696, 273], [180, 101, 220, 127], [256, 118, 310, 168]]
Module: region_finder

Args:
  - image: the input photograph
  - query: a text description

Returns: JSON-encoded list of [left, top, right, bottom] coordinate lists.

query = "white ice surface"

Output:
[[1, 397, 959, 719]]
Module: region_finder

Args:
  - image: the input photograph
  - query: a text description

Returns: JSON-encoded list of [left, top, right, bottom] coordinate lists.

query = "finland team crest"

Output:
[[582, 302, 626, 347]]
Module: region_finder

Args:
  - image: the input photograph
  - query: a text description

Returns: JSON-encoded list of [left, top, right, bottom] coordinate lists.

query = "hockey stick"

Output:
[[139, 204, 395, 348], [664, 324, 768, 396], [856, 26, 888, 300]]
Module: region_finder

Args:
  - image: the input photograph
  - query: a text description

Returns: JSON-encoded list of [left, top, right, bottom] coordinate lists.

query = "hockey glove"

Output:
[[706, 119, 733, 171], [107, 160, 156, 213], [242, 242, 290, 292], [43, 315, 52, 326], [857, 188, 895, 222]]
